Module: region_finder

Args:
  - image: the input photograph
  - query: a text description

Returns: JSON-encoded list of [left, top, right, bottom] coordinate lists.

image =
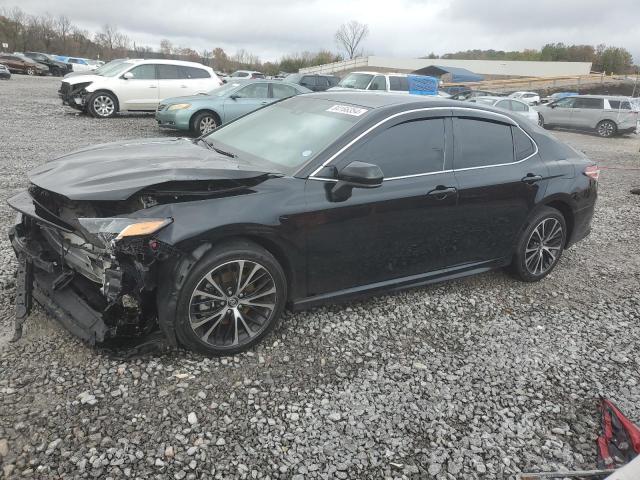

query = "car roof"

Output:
[[123, 58, 211, 68]]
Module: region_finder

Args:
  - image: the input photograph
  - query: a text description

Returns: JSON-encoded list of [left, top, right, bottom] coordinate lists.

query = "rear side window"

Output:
[[608, 100, 631, 110], [574, 98, 604, 109], [510, 101, 527, 112], [271, 83, 298, 99], [389, 76, 409, 92], [512, 127, 535, 160], [157, 64, 181, 79], [341, 118, 446, 178], [453, 118, 514, 169], [181, 66, 210, 78]]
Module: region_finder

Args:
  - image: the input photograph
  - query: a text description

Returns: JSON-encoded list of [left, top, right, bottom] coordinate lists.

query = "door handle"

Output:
[[260, 101, 269, 105], [427, 186, 457, 200], [149, 85, 157, 88], [521, 173, 543, 184], [180, 85, 188, 88]]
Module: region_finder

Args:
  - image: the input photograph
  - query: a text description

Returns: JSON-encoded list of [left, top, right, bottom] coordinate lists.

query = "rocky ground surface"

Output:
[[0, 76, 639, 479]]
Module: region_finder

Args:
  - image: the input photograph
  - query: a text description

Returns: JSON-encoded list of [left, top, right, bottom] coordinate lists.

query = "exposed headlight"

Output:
[[79, 218, 173, 241], [167, 103, 192, 111]]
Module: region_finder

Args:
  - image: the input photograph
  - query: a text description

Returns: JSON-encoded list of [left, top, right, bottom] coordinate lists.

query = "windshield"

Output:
[[337, 73, 374, 89], [205, 97, 367, 174], [99, 61, 134, 77]]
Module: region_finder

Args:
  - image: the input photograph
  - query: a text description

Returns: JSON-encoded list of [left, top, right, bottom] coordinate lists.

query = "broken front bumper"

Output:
[[7, 190, 169, 344]]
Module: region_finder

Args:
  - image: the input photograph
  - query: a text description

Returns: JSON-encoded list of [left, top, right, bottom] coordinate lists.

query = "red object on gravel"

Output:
[[597, 399, 640, 469]]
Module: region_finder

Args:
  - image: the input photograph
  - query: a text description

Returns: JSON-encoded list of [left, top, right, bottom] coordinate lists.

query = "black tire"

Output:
[[174, 240, 287, 356], [192, 111, 218, 135], [26, 67, 35, 75], [87, 91, 118, 118], [538, 114, 544, 127], [596, 120, 617, 138], [511, 207, 567, 282]]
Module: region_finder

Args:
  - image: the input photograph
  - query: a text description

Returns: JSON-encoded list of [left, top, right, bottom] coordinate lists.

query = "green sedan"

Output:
[[156, 79, 311, 135]]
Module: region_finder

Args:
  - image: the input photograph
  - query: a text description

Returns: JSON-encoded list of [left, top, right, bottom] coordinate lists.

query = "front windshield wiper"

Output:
[[193, 137, 236, 158]]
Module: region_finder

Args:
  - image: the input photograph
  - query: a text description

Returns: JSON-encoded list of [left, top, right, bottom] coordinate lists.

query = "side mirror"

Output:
[[330, 161, 383, 202], [230, 94, 239, 100], [122, 71, 134, 80]]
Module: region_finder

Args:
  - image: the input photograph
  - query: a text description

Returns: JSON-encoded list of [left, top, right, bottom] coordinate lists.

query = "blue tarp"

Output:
[[412, 65, 484, 83], [407, 75, 439, 95]]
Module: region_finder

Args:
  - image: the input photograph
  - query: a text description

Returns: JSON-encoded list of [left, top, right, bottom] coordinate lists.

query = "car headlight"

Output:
[[78, 218, 173, 241], [167, 103, 192, 111]]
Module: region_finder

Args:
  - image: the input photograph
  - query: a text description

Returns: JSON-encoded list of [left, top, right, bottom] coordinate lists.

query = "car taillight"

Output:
[[584, 165, 600, 181]]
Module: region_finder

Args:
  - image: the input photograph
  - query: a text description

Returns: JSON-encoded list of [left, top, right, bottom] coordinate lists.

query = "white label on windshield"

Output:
[[326, 105, 368, 116]]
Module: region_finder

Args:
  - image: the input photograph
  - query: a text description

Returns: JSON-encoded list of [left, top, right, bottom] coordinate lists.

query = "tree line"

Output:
[[0, 7, 345, 74], [426, 43, 636, 74]]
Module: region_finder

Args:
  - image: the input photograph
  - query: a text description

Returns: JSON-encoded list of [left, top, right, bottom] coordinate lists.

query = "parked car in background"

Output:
[[63, 58, 127, 79], [537, 95, 639, 137], [283, 73, 339, 91], [65, 57, 96, 72], [157, 79, 310, 134], [450, 89, 505, 100], [59, 59, 223, 118], [221, 70, 265, 83], [469, 96, 539, 124], [8, 92, 598, 355], [23, 52, 71, 76], [541, 91, 578, 104], [509, 91, 541, 105], [0, 54, 48, 75], [0, 64, 11, 79]]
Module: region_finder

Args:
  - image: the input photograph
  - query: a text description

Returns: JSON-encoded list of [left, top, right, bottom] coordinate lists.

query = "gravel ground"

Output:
[[0, 76, 639, 479]]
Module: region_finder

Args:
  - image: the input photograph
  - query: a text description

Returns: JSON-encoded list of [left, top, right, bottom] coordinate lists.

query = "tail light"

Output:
[[584, 165, 600, 181]]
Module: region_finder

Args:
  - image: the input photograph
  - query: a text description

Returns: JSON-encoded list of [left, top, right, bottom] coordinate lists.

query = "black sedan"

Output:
[[8, 93, 598, 355]]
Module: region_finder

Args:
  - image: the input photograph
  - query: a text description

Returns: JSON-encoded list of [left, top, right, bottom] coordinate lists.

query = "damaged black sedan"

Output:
[[8, 93, 598, 355]]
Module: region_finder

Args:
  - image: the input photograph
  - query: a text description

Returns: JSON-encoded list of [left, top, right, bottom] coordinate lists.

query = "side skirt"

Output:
[[290, 257, 509, 311]]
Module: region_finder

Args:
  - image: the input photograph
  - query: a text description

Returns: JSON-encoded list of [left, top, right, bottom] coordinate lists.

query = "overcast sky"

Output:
[[8, 0, 640, 62]]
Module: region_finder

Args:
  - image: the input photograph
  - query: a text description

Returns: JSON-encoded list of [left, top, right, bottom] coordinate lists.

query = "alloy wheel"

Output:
[[188, 260, 277, 348], [524, 218, 564, 276], [26, 68, 35, 75], [199, 116, 217, 134], [597, 121, 615, 137], [93, 95, 115, 117]]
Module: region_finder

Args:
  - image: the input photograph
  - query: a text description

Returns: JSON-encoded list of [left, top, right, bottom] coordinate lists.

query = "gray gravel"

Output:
[[1, 76, 639, 479]]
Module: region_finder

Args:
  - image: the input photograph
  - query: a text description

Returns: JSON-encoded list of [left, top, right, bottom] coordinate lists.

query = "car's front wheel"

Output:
[[26, 67, 35, 75], [596, 120, 617, 138], [88, 91, 118, 118], [192, 111, 218, 135], [511, 207, 567, 282], [175, 240, 287, 356]]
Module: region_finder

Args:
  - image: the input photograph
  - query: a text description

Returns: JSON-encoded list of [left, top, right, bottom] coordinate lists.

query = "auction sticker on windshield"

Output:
[[326, 105, 368, 116]]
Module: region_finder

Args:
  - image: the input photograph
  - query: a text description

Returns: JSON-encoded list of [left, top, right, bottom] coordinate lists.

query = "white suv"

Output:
[[509, 91, 541, 106], [59, 59, 222, 118]]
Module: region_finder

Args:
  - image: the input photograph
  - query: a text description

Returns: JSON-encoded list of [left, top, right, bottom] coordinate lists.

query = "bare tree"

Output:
[[56, 15, 72, 50], [334, 20, 369, 59]]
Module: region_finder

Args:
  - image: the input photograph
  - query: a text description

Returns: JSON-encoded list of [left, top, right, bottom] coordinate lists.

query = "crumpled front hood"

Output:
[[29, 137, 273, 201]]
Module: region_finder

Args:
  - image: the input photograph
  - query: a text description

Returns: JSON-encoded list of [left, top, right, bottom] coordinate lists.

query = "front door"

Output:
[[223, 83, 270, 122], [119, 64, 159, 111], [450, 113, 549, 265], [304, 112, 461, 296], [546, 96, 576, 126]]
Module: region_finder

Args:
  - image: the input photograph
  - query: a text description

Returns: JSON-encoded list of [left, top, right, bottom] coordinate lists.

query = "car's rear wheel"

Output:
[[538, 114, 544, 127], [88, 92, 118, 118], [596, 120, 617, 138], [175, 240, 287, 356], [192, 111, 218, 135], [511, 207, 566, 282]]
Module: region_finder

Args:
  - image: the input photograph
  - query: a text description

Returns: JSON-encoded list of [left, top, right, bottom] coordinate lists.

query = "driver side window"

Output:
[[368, 76, 386, 91], [235, 83, 269, 99], [128, 64, 157, 79], [554, 97, 576, 108]]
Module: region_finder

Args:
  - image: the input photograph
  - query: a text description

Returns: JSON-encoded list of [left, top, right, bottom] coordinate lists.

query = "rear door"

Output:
[[451, 111, 549, 264], [222, 82, 270, 121], [157, 64, 185, 100], [119, 63, 159, 110], [570, 97, 604, 128]]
